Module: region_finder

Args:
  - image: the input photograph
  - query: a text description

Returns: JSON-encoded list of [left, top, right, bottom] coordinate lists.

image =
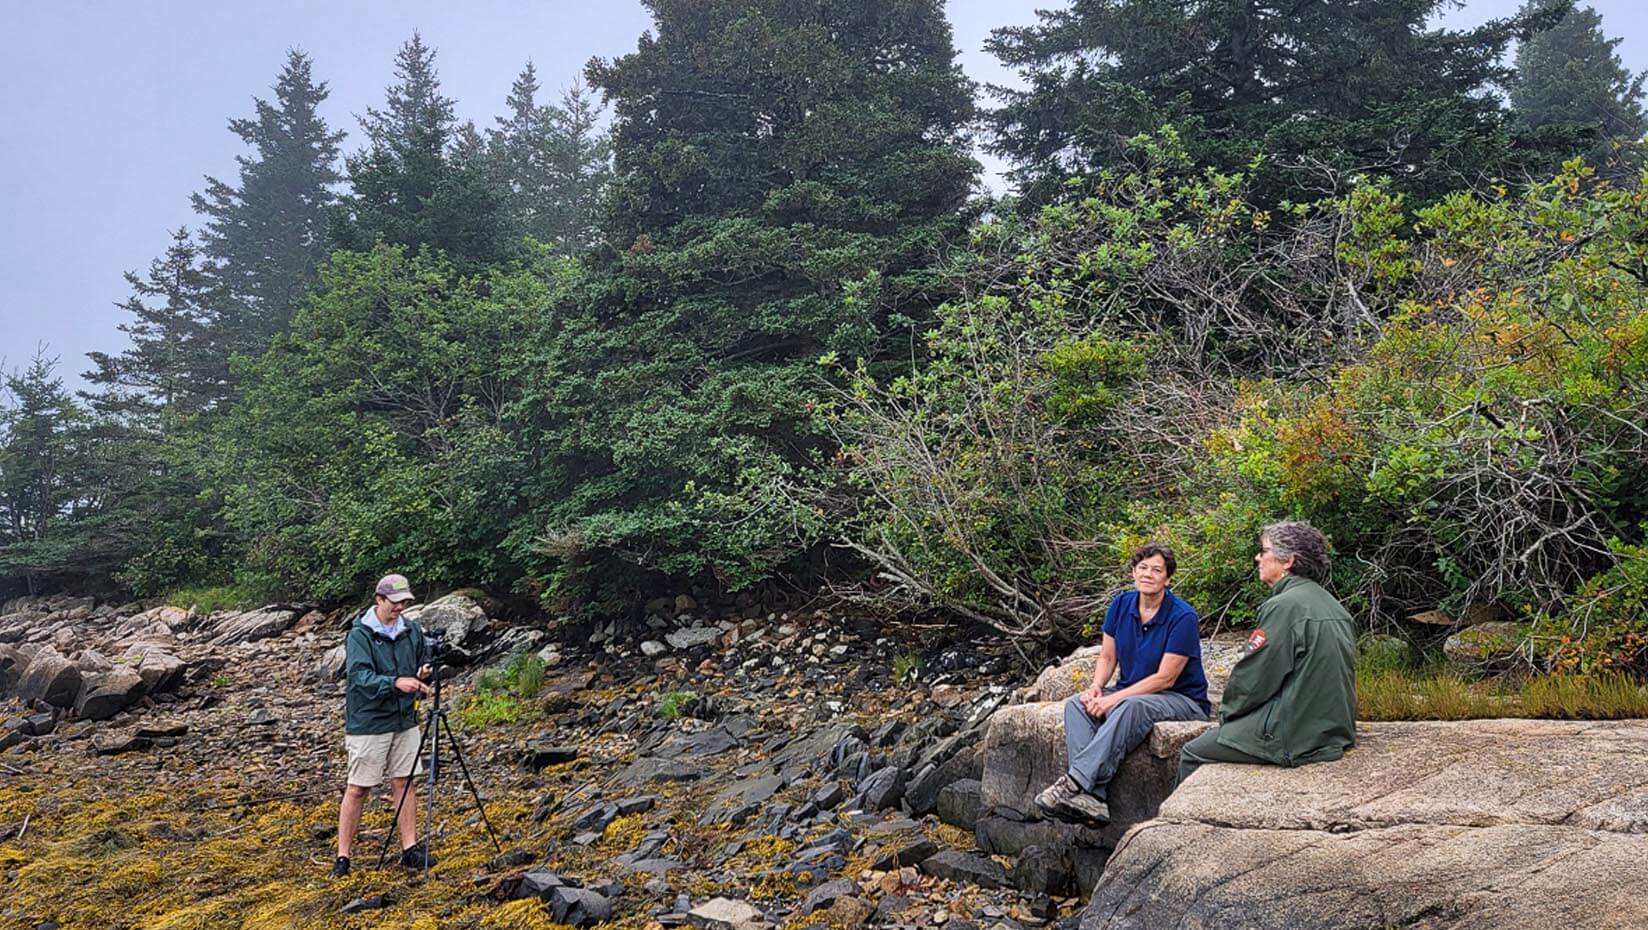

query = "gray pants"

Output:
[[1177, 724, 1269, 785], [1064, 690, 1207, 798]]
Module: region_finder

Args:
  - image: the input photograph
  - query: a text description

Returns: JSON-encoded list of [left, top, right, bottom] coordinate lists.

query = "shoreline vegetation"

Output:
[[4, 1, 1647, 699]]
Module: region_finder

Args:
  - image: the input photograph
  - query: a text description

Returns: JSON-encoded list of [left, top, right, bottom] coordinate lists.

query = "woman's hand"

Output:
[[1079, 686, 1109, 716]]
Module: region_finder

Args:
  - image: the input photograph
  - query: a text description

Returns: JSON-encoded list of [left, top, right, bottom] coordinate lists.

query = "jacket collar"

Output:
[[1271, 574, 1309, 596]]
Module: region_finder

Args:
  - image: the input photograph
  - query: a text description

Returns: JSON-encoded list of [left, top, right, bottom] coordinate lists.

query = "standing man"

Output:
[[332, 573, 436, 877], [1178, 521, 1356, 784]]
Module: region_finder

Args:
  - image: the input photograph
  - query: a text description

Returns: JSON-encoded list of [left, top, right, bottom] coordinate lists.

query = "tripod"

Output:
[[376, 660, 503, 872]]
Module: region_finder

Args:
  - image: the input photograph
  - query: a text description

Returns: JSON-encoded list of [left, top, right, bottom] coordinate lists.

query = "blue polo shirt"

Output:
[[1101, 589, 1210, 714]]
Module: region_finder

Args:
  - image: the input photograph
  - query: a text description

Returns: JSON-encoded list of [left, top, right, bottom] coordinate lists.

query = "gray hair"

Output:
[[1262, 520, 1330, 582]]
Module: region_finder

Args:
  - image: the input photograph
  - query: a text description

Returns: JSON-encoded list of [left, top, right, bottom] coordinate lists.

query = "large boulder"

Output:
[[0, 643, 21, 694], [980, 701, 1210, 840], [14, 646, 83, 708], [75, 666, 147, 721], [209, 606, 302, 646], [977, 699, 1211, 894], [405, 592, 489, 645], [122, 642, 188, 694], [1083, 719, 1648, 930]]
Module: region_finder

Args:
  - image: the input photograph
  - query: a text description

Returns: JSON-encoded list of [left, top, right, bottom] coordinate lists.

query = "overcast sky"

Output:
[[3, 1, 1644, 390]]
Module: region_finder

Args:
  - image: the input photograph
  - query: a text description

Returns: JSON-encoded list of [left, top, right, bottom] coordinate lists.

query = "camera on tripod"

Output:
[[424, 628, 450, 663]]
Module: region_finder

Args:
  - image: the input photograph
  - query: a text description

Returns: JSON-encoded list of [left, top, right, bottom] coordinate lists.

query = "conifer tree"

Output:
[[1508, 1, 1647, 165], [83, 229, 227, 425], [333, 34, 509, 268], [191, 50, 343, 356], [487, 65, 612, 254], [0, 352, 93, 594], [987, 0, 1574, 205], [514, 0, 980, 603]]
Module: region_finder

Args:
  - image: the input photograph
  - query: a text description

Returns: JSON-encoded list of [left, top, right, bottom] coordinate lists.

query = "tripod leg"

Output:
[[375, 720, 433, 869], [438, 713, 504, 854]]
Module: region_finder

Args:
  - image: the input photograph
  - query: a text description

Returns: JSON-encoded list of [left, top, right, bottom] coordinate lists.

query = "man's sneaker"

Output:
[[1034, 775, 1084, 818], [400, 842, 437, 869], [329, 856, 351, 878]]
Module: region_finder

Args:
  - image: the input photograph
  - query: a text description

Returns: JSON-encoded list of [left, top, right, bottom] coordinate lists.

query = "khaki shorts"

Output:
[[344, 726, 423, 787]]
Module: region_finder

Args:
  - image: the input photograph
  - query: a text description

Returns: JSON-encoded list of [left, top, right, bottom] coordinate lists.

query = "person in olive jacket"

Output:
[[1178, 521, 1356, 784], [331, 573, 435, 878]]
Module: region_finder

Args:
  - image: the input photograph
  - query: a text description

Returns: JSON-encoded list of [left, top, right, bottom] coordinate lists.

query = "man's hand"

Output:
[[417, 664, 433, 681], [395, 676, 431, 696]]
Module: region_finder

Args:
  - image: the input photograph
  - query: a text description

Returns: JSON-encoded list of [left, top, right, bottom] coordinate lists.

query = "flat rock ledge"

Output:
[[1082, 718, 1648, 930]]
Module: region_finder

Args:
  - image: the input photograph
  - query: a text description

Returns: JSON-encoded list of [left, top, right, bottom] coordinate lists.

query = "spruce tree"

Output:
[[487, 65, 612, 254], [515, 0, 980, 604], [1508, 1, 1647, 166], [191, 50, 343, 356], [333, 33, 509, 268], [0, 352, 93, 594], [83, 229, 227, 424], [987, 0, 1574, 205]]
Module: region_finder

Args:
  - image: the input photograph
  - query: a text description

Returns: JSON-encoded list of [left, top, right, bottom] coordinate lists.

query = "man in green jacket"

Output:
[[332, 573, 435, 877], [1179, 521, 1356, 784]]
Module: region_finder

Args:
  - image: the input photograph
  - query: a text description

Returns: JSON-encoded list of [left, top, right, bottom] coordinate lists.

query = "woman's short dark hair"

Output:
[[1261, 521, 1330, 582], [1129, 543, 1177, 578]]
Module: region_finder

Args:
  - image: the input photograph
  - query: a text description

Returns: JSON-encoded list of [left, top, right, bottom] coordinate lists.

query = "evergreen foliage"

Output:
[[502, 0, 980, 607], [1508, 1, 1647, 169], [486, 64, 613, 254], [8, 3, 1648, 679], [986, 0, 1574, 206], [0, 353, 93, 595], [191, 50, 344, 357], [332, 34, 511, 269]]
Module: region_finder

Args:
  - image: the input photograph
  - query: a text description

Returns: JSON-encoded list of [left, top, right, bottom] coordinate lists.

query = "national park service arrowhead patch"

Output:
[[1246, 629, 1268, 653]]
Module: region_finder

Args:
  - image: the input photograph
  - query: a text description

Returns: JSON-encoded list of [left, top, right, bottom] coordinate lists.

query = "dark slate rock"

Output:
[[23, 713, 55, 737], [853, 766, 906, 811], [549, 887, 613, 926], [508, 868, 568, 899], [341, 893, 395, 913], [617, 795, 658, 816], [700, 774, 785, 826], [937, 778, 983, 829], [617, 857, 683, 876], [800, 878, 857, 915], [920, 848, 1007, 889], [573, 803, 620, 833], [489, 850, 536, 871], [522, 741, 579, 770], [617, 756, 708, 787], [870, 839, 937, 871], [93, 733, 153, 755], [812, 782, 846, 811], [904, 738, 982, 815], [1011, 845, 1076, 897], [869, 720, 907, 748], [662, 727, 739, 758]]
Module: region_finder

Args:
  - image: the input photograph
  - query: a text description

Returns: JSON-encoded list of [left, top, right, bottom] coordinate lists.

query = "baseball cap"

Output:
[[375, 573, 415, 603]]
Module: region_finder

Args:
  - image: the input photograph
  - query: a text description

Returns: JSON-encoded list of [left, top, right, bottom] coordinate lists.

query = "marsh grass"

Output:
[[1357, 666, 1648, 721]]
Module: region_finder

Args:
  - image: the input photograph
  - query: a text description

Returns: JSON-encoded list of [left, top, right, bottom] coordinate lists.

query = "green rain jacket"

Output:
[[343, 613, 427, 736], [1216, 574, 1357, 766]]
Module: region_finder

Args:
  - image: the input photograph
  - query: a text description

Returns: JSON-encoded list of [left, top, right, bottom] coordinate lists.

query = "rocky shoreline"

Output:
[[4, 591, 1646, 930]]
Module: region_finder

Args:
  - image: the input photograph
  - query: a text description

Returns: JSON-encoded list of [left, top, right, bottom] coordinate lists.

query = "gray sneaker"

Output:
[[1056, 791, 1111, 825], [1034, 775, 1083, 817]]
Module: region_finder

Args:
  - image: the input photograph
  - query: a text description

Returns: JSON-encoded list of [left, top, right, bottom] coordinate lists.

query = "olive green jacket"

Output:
[[343, 613, 427, 736], [1216, 574, 1357, 766]]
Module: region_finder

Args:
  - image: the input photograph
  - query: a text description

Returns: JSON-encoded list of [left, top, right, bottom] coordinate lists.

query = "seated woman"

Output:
[[1036, 543, 1210, 823], [1177, 520, 1356, 785]]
